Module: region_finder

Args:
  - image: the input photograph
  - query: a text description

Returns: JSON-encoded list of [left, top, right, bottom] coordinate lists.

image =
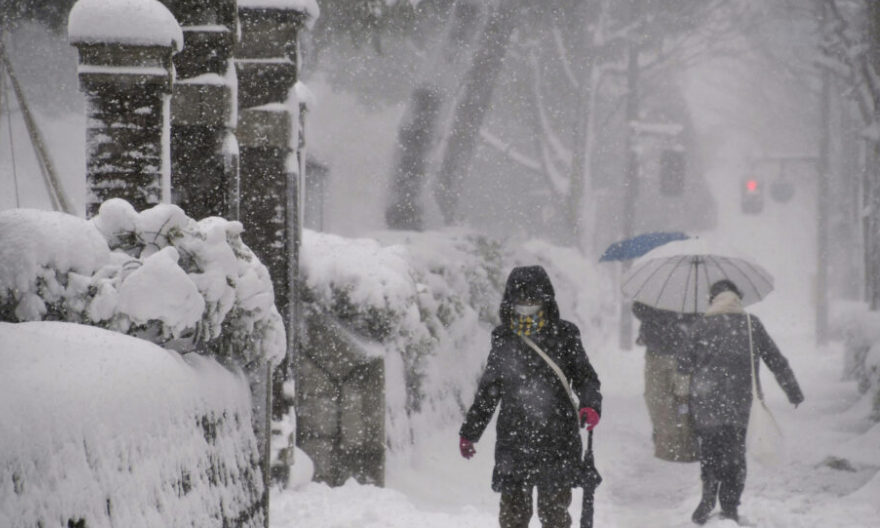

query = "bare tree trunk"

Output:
[[619, 41, 640, 351], [867, 0, 880, 310], [386, 0, 483, 230], [817, 62, 831, 344], [563, 1, 601, 249], [435, 0, 526, 225]]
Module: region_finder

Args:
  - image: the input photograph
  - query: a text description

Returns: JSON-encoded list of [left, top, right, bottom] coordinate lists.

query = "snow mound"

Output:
[[0, 202, 284, 366], [68, 0, 184, 52], [0, 321, 264, 528], [0, 209, 110, 320], [832, 301, 880, 422]]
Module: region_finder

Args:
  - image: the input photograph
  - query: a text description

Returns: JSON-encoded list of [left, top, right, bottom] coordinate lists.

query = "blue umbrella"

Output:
[[599, 232, 689, 262]]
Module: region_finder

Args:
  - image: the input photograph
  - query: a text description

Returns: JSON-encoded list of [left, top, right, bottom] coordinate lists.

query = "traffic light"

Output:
[[770, 178, 795, 203], [660, 150, 686, 197], [741, 176, 763, 214]]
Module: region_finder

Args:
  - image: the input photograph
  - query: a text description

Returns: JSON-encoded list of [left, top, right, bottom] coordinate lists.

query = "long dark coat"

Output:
[[679, 312, 804, 431], [460, 266, 602, 492], [632, 301, 699, 356]]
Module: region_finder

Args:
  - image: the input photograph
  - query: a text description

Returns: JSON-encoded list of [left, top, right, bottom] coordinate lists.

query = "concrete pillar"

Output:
[[161, 0, 240, 220], [69, 0, 182, 218]]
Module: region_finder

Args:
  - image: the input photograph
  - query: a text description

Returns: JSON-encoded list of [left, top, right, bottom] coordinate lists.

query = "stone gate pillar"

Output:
[[161, 0, 240, 220], [69, 0, 182, 218], [235, 1, 315, 485]]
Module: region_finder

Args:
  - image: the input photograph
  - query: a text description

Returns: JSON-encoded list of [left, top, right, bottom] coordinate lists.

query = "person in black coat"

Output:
[[678, 280, 804, 525], [459, 266, 602, 528]]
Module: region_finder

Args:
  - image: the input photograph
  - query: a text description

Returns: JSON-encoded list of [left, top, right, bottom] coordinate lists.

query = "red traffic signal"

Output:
[[746, 179, 759, 193], [741, 176, 763, 214]]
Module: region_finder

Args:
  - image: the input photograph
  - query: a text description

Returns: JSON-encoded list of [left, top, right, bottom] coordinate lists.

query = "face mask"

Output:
[[514, 304, 541, 316]]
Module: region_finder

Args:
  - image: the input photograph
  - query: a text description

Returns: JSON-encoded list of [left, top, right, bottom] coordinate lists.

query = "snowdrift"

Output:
[[0, 321, 264, 528], [832, 301, 880, 422]]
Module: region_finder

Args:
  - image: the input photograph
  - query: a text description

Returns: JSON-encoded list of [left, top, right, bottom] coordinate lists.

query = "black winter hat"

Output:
[[709, 279, 742, 303]]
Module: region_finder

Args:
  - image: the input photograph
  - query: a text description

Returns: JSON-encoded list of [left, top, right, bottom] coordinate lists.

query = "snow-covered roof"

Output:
[[238, 0, 321, 30], [68, 0, 184, 52]]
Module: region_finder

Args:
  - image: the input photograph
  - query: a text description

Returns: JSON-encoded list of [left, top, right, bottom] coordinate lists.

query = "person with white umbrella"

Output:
[[677, 279, 804, 525]]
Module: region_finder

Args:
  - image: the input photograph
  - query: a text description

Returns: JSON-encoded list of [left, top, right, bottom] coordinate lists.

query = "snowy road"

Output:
[[271, 333, 880, 528]]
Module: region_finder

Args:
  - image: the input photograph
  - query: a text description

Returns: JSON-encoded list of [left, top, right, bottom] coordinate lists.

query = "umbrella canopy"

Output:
[[599, 231, 689, 262], [621, 238, 774, 314]]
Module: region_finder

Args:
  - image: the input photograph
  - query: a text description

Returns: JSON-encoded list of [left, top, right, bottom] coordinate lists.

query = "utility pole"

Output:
[[816, 10, 831, 345], [620, 38, 640, 351]]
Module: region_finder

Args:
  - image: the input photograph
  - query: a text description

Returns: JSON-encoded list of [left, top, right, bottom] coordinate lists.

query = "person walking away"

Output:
[[632, 301, 700, 462], [678, 280, 804, 525], [459, 266, 602, 528]]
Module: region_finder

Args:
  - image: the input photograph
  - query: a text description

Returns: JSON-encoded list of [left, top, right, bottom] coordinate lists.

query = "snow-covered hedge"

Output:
[[0, 200, 285, 367], [299, 228, 615, 452], [0, 321, 264, 528], [832, 301, 880, 422]]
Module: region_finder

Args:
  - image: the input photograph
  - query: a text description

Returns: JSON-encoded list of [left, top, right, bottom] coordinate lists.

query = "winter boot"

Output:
[[691, 480, 718, 525], [719, 508, 739, 524]]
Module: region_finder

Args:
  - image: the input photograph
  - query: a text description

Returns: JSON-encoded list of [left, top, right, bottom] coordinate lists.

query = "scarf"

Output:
[[704, 291, 745, 316], [511, 310, 547, 336]]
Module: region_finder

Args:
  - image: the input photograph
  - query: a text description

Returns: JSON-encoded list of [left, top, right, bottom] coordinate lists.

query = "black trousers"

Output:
[[499, 486, 572, 528], [697, 426, 747, 513]]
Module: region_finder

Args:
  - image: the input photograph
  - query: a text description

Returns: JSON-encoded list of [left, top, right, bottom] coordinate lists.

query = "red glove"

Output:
[[460, 436, 476, 459], [579, 407, 600, 431]]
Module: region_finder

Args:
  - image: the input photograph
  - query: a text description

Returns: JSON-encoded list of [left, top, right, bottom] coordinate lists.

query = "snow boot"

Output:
[[719, 509, 739, 524], [691, 480, 718, 525]]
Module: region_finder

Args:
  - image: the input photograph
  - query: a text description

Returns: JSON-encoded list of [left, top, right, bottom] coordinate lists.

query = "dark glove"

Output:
[[459, 436, 476, 459], [579, 407, 600, 431]]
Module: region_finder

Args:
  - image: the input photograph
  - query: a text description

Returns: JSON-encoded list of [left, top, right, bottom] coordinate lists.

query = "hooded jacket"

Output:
[[460, 266, 602, 491], [678, 292, 804, 431]]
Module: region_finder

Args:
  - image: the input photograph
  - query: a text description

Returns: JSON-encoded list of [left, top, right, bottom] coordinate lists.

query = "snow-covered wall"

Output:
[[0, 321, 264, 528], [299, 228, 616, 455]]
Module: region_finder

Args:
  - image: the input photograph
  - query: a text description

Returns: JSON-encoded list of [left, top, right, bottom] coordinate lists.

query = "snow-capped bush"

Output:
[[0, 321, 264, 528], [0, 200, 285, 367], [299, 228, 615, 452], [832, 301, 880, 422]]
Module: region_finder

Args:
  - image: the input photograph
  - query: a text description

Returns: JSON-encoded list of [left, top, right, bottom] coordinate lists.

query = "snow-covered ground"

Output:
[[270, 328, 879, 528]]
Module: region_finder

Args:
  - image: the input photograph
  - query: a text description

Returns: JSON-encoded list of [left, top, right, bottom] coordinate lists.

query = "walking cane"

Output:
[[581, 430, 601, 528]]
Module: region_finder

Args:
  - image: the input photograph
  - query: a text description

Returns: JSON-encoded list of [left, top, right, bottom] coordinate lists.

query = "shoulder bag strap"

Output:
[[746, 313, 761, 401], [520, 334, 579, 413], [747, 312, 769, 403]]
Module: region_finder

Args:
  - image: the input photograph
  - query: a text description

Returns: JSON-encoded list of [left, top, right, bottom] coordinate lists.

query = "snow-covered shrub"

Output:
[[831, 301, 880, 422], [299, 228, 615, 452], [0, 200, 285, 367], [0, 321, 264, 528]]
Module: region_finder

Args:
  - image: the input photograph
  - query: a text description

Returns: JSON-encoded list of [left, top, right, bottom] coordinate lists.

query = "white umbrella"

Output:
[[620, 238, 774, 314]]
